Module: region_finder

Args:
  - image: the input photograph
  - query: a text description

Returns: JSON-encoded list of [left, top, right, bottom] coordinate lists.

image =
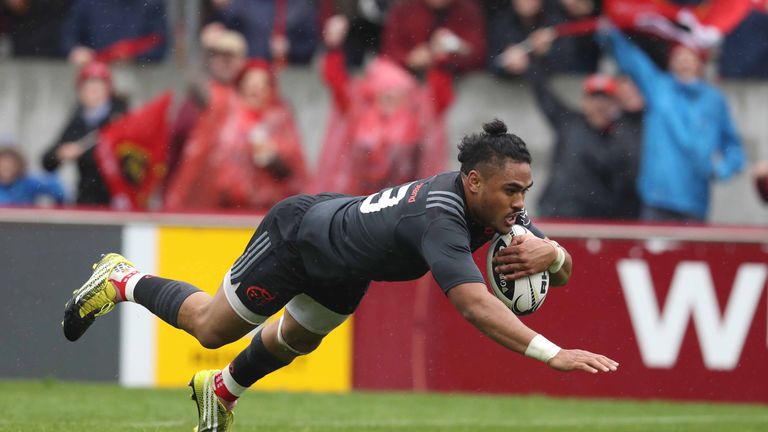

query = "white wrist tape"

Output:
[[547, 241, 566, 274], [525, 334, 561, 362]]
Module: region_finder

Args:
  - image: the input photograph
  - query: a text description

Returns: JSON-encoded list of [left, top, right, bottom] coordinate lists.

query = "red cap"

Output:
[[77, 61, 113, 89], [583, 74, 617, 96]]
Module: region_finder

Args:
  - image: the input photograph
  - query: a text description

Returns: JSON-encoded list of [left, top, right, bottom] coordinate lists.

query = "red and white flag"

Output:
[[95, 92, 172, 210]]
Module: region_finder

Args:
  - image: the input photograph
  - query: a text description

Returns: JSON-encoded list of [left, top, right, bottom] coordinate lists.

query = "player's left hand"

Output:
[[492, 235, 556, 280], [548, 349, 619, 374]]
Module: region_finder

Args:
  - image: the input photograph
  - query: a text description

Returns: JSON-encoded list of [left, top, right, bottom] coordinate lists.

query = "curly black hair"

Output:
[[457, 119, 531, 175]]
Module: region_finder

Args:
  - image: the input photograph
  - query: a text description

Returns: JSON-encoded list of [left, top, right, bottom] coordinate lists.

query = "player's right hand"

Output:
[[547, 349, 619, 374]]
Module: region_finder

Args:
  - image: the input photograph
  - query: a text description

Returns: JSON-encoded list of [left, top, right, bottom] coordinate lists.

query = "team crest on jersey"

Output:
[[245, 286, 275, 306]]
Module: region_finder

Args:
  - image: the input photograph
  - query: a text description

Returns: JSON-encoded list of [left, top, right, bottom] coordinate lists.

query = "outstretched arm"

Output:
[[527, 61, 574, 128], [597, 26, 662, 101], [447, 283, 618, 373], [321, 15, 352, 111]]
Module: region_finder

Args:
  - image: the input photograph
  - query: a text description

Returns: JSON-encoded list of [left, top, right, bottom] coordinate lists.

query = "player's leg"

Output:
[[187, 294, 337, 432], [173, 288, 252, 350], [135, 274, 256, 349], [210, 292, 356, 408], [188, 196, 328, 431], [62, 194, 316, 345], [62, 253, 258, 346]]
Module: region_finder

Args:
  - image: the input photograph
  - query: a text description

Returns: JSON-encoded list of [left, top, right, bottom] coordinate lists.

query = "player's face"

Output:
[[469, 160, 533, 234]]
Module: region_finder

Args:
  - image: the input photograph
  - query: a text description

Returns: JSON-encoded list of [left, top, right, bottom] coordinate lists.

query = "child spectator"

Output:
[[41, 62, 127, 206], [166, 60, 307, 211], [0, 146, 65, 205]]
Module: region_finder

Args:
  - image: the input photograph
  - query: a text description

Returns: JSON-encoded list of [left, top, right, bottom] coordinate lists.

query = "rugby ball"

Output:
[[486, 225, 549, 315]]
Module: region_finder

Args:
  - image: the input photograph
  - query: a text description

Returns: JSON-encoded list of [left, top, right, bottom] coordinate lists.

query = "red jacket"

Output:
[[315, 50, 450, 195], [165, 85, 306, 211], [382, 0, 486, 74]]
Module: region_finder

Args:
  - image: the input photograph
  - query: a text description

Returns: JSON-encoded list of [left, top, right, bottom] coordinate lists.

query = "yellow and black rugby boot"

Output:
[[62, 253, 134, 341], [189, 369, 235, 432]]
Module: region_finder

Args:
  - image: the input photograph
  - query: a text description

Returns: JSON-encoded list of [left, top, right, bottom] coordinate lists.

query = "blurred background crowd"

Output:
[[1, 0, 767, 224]]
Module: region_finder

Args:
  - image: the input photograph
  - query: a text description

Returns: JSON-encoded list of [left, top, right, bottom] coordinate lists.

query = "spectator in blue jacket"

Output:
[[61, 0, 169, 64], [0, 146, 65, 206], [209, 0, 319, 65], [598, 25, 745, 222]]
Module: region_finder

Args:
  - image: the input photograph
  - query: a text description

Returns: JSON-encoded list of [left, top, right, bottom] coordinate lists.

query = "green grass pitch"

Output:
[[2, 380, 767, 432]]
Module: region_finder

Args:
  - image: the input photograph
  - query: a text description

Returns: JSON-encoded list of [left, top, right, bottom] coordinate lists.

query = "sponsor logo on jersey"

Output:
[[408, 182, 424, 203]]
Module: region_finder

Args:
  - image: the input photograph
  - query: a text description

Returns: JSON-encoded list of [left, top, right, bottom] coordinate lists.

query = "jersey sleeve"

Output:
[[421, 216, 485, 294]]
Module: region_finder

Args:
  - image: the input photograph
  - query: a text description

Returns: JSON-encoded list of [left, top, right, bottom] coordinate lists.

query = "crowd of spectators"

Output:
[[0, 0, 766, 221]]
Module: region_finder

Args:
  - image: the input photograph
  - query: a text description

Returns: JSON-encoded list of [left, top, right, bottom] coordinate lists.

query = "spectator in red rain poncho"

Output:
[[165, 59, 306, 211], [314, 15, 453, 196], [165, 27, 247, 189]]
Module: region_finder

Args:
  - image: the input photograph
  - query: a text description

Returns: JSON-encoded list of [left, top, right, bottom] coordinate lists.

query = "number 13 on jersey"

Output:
[[359, 182, 415, 214]]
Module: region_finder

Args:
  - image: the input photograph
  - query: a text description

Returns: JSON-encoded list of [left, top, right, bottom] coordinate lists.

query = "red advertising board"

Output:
[[353, 224, 768, 403]]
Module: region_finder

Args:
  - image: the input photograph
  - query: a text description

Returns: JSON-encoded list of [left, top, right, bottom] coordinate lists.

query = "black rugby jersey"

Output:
[[296, 171, 544, 293]]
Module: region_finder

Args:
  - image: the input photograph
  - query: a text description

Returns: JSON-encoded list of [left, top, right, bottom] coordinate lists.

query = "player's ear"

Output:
[[466, 170, 483, 193]]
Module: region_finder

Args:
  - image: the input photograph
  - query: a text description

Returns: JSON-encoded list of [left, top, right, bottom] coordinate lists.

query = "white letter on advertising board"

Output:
[[617, 260, 766, 370]]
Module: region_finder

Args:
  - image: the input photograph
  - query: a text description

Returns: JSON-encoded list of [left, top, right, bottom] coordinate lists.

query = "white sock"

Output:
[[221, 366, 247, 398], [108, 262, 145, 302], [123, 272, 147, 302]]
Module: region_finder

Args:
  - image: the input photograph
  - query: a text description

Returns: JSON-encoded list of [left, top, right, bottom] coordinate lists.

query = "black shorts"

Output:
[[223, 194, 370, 328]]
